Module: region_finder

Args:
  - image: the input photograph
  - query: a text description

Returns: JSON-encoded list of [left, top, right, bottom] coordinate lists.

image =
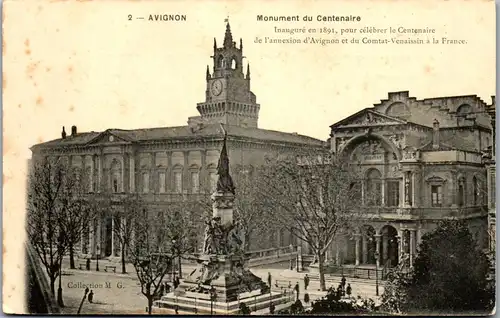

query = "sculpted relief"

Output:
[[388, 134, 406, 149]]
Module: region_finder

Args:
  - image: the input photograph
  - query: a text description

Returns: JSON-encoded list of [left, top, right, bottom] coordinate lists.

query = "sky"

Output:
[[3, 0, 495, 161]]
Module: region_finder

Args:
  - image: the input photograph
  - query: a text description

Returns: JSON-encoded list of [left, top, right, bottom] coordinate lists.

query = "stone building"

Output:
[[29, 21, 325, 260], [320, 91, 495, 269]]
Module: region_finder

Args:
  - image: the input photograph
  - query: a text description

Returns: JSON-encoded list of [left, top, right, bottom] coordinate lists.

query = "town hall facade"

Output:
[[29, 22, 325, 260]]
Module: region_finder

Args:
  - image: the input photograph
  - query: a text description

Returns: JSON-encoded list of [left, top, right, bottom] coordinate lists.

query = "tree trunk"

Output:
[[147, 295, 153, 315], [69, 243, 75, 269], [318, 251, 326, 291], [244, 232, 251, 251], [121, 244, 127, 274], [57, 264, 65, 307], [178, 257, 182, 279], [50, 275, 56, 295]]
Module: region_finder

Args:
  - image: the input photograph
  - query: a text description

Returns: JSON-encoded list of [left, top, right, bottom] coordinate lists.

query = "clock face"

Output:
[[109, 135, 114, 142], [211, 80, 223, 96]]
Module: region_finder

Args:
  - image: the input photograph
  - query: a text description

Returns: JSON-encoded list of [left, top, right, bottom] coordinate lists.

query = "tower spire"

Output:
[[223, 17, 233, 48], [240, 38, 243, 50], [246, 63, 251, 80], [216, 130, 235, 195], [206, 65, 211, 79], [213, 37, 217, 50]]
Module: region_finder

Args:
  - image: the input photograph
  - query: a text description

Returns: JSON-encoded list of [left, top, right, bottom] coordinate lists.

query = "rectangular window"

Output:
[[387, 181, 400, 207], [431, 185, 442, 207], [142, 173, 149, 193], [191, 172, 199, 193], [367, 182, 382, 206], [113, 179, 118, 193], [174, 171, 182, 193], [159, 172, 166, 193]]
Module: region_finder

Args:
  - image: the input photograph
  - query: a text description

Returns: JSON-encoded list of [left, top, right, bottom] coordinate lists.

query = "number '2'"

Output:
[[128, 14, 132, 21]]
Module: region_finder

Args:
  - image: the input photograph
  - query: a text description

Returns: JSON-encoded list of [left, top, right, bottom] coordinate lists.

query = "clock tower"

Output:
[[196, 20, 260, 128]]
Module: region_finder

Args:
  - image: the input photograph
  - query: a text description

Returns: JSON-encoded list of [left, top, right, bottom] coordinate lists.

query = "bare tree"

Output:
[[109, 193, 144, 274], [127, 207, 173, 315], [257, 151, 368, 291], [232, 167, 273, 251], [26, 157, 94, 306]]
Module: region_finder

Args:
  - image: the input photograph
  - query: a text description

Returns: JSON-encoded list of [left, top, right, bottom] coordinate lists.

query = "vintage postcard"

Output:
[[2, 0, 496, 315]]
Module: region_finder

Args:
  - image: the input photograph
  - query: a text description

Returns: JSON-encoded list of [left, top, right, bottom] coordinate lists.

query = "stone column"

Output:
[[89, 155, 95, 192], [404, 172, 411, 206], [375, 234, 381, 267], [150, 153, 156, 193], [98, 151, 104, 193], [410, 229, 416, 267], [121, 154, 126, 192], [335, 241, 340, 265], [129, 153, 135, 192], [397, 231, 403, 264], [355, 234, 360, 266], [382, 234, 388, 265], [362, 235, 368, 264], [400, 173, 405, 207], [80, 221, 84, 254], [201, 150, 207, 192], [361, 181, 365, 205], [183, 151, 189, 193], [411, 172, 416, 207], [381, 179, 386, 206], [111, 217, 115, 257], [96, 217, 102, 257], [89, 220, 94, 256]]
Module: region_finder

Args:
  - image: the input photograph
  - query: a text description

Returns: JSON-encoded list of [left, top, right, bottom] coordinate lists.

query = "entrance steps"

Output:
[[308, 273, 381, 286]]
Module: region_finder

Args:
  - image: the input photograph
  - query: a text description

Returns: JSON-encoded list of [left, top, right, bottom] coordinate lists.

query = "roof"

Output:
[[31, 123, 326, 150]]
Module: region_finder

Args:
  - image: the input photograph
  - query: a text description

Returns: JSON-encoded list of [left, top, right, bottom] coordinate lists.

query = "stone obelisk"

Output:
[[154, 130, 289, 314], [180, 131, 267, 302]]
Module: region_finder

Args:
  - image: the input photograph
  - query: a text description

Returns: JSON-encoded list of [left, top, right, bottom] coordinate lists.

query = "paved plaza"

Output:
[[57, 258, 383, 315]]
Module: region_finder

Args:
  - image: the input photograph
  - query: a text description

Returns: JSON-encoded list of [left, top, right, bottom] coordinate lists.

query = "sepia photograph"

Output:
[[2, 0, 496, 315]]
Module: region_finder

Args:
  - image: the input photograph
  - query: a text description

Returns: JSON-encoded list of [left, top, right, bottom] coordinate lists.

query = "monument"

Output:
[[154, 132, 291, 314]]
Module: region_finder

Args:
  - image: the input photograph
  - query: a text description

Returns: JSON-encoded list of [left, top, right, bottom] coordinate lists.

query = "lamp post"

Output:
[[210, 284, 217, 315], [374, 250, 380, 296], [96, 245, 100, 272], [171, 239, 176, 281]]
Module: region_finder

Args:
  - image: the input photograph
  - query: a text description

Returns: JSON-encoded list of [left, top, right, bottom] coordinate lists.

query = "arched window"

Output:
[[173, 168, 183, 193], [231, 57, 237, 69], [473, 176, 479, 205], [458, 177, 465, 207], [191, 171, 200, 193], [142, 172, 150, 193], [110, 159, 121, 193], [217, 55, 224, 68], [457, 104, 472, 115], [158, 172, 166, 193], [366, 169, 382, 206]]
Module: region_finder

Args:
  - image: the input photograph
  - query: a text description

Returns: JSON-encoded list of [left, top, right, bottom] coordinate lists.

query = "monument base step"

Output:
[[154, 291, 293, 315]]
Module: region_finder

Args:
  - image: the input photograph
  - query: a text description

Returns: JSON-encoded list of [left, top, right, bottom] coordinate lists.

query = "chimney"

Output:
[[61, 126, 66, 139], [492, 96, 496, 106], [71, 125, 77, 137], [432, 119, 440, 149]]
